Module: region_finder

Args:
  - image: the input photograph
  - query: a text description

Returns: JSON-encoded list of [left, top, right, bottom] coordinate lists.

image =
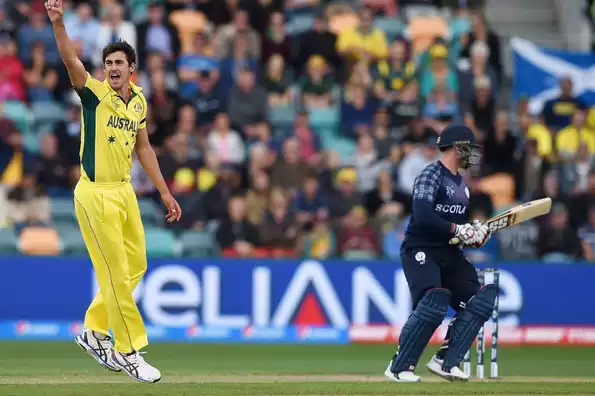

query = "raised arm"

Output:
[[45, 0, 88, 90]]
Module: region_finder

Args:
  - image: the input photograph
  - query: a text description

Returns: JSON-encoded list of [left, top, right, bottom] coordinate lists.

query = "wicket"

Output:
[[462, 268, 500, 380]]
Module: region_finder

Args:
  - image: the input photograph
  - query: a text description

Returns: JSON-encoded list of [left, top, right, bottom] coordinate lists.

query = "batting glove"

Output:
[[468, 219, 491, 248], [453, 223, 478, 245]]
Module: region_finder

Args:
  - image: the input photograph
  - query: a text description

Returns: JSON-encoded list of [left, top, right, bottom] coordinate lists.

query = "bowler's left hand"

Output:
[[161, 192, 182, 223]]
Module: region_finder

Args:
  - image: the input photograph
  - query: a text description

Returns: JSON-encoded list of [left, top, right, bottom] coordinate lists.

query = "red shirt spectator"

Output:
[[0, 38, 25, 102]]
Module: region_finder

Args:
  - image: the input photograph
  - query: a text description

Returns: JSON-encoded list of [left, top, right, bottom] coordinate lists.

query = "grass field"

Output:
[[0, 342, 594, 395]]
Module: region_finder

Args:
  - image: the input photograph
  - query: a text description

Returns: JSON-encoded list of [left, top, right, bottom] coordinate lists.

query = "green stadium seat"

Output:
[[333, 138, 356, 160], [145, 227, 177, 257], [31, 101, 66, 131], [309, 107, 339, 129], [51, 198, 76, 226], [2, 101, 31, 134], [286, 15, 314, 36], [58, 225, 87, 257], [0, 228, 18, 254], [179, 230, 220, 257], [374, 17, 405, 39], [137, 198, 162, 226], [268, 105, 295, 128]]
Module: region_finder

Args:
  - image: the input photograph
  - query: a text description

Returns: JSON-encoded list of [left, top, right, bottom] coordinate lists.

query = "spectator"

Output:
[[261, 11, 292, 63], [423, 83, 460, 131], [303, 211, 336, 259], [216, 194, 261, 257], [33, 133, 74, 197], [219, 34, 258, 92], [389, 82, 422, 131], [294, 171, 328, 228], [136, 0, 180, 71], [542, 77, 586, 131], [398, 135, 440, 195], [177, 31, 219, 99], [341, 85, 378, 138], [373, 37, 415, 103], [336, 7, 388, 66], [344, 133, 384, 193], [0, 7, 16, 40], [328, 167, 364, 224], [0, 37, 25, 102], [214, 9, 261, 60], [262, 54, 292, 107], [196, 149, 220, 193], [260, 188, 298, 256], [419, 43, 458, 100], [53, 103, 81, 166], [497, 213, 540, 261], [458, 40, 497, 106], [248, 142, 275, 176], [465, 173, 494, 217], [578, 204, 595, 261], [18, 2, 59, 64], [6, 177, 50, 234], [292, 110, 322, 166], [270, 137, 311, 195], [64, 2, 99, 64], [202, 165, 244, 223], [193, 70, 225, 132], [94, 4, 137, 67], [171, 105, 200, 157], [399, 116, 435, 155], [158, 132, 200, 192], [535, 169, 568, 214], [338, 206, 379, 259], [0, 129, 35, 188], [131, 153, 157, 200], [465, 75, 495, 141], [515, 138, 551, 202], [207, 112, 245, 167], [518, 113, 554, 161], [569, 170, 595, 228], [245, 170, 271, 226], [242, 0, 283, 37], [537, 202, 584, 262], [294, 12, 341, 74], [560, 143, 595, 195], [372, 107, 398, 159], [364, 168, 409, 218], [483, 111, 518, 175], [556, 109, 595, 159], [227, 66, 267, 135], [460, 12, 502, 81], [147, 68, 180, 146], [347, 61, 374, 92], [24, 41, 59, 102], [299, 55, 335, 109]]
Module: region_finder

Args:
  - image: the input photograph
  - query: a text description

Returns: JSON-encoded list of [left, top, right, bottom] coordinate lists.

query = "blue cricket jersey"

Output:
[[403, 161, 470, 249]]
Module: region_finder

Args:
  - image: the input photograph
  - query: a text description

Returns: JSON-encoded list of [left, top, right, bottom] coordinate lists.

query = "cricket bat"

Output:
[[449, 197, 552, 245]]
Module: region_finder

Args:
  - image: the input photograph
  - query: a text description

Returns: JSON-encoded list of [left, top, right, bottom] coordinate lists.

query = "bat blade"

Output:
[[450, 197, 552, 245]]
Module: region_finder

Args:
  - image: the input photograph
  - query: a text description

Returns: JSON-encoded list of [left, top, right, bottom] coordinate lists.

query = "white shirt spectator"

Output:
[[398, 149, 439, 194], [94, 4, 137, 67], [207, 129, 245, 166], [64, 3, 100, 61]]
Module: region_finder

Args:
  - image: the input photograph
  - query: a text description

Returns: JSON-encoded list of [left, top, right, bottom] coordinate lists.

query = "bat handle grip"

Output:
[[449, 237, 461, 245]]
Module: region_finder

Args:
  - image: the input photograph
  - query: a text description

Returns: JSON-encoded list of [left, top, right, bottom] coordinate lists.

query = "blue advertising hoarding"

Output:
[[1, 257, 594, 329]]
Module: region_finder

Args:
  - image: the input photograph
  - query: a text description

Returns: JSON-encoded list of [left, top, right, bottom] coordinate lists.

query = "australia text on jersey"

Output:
[[107, 115, 139, 132]]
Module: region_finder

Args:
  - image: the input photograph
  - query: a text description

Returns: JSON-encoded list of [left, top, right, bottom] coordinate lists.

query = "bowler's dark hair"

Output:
[[102, 40, 137, 66]]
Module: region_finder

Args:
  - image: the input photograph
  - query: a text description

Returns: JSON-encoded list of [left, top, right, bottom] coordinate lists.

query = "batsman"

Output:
[[384, 124, 498, 382]]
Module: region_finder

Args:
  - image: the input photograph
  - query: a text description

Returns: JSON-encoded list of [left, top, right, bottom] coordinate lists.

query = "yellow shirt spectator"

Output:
[[526, 123, 553, 158], [556, 125, 595, 156], [337, 26, 388, 63]]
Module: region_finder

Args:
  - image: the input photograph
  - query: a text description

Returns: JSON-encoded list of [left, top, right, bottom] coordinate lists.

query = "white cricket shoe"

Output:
[[111, 350, 162, 383], [384, 362, 421, 382], [426, 355, 469, 381], [75, 329, 121, 372]]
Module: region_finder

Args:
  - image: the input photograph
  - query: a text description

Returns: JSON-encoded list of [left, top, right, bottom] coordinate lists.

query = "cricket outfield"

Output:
[[0, 342, 594, 395]]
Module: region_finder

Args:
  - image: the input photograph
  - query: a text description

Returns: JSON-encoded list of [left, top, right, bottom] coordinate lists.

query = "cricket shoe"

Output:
[[111, 350, 162, 383], [384, 362, 421, 382], [75, 329, 121, 372], [426, 355, 469, 381]]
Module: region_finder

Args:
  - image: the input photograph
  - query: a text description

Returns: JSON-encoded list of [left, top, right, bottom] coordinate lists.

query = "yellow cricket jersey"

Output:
[[555, 125, 595, 156], [78, 74, 148, 183], [336, 27, 388, 62]]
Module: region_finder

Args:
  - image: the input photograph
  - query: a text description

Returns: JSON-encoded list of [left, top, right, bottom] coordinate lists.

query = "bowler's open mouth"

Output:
[[110, 73, 121, 83]]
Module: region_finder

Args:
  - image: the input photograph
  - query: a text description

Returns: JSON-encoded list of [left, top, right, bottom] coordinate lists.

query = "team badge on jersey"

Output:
[[446, 185, 455, 198], [133, 102, 143, 115], [415, 251, 426, 265]]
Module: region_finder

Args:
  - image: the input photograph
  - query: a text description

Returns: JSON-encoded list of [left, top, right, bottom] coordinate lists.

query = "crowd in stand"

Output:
[[0, 0, 593, 261]]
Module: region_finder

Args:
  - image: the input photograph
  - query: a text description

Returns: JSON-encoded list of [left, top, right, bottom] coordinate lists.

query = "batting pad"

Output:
[[390, 288, 451, 373], [443, 284, 498, 370]]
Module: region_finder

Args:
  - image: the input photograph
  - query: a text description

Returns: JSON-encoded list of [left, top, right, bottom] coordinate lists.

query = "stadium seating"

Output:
[[58, 225, 87, 257], [168, 10, 208, 54], [0, 228, 18, 254], [145, 227, 178, 257], [2, 101, 31, 135], [51, 198, 77, 227], [137, 198, 162, 226], [179, 230, 220, 258], [18, 227, 61, 256]]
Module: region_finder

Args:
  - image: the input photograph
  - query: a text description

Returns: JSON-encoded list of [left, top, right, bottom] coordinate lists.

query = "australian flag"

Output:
[[511, 37, 595, 115]]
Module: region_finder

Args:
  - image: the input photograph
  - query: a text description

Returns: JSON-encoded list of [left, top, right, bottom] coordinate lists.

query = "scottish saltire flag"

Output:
[[511, 37, 595, 114]]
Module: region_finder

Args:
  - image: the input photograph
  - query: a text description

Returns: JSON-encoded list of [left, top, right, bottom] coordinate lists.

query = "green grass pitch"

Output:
[[0, 342, 594, 395]]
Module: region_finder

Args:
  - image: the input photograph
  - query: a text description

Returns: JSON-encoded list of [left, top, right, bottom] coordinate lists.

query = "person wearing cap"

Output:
[[299, 55, 335, 109], [385, 124, 496, 383]]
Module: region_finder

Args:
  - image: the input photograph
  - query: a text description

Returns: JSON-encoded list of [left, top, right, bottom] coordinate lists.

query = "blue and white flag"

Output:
[[511, 37, 595, 115]]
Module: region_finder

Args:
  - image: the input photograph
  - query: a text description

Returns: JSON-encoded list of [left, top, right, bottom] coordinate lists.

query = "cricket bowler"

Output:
[[384, 124, 497, 382], [46, 0, 182, 383]]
